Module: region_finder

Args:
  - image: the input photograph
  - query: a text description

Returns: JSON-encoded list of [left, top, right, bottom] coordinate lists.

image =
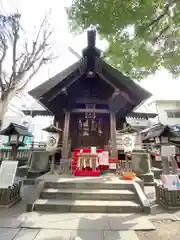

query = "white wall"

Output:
[[148, 100, 180, 125]]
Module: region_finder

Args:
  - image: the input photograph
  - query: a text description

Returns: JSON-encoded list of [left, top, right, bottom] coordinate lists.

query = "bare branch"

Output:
[[0, 10, 53, 117], [0, 35, 7, 93], [9, 14, 20, 89], [16, 58, 46, 93]]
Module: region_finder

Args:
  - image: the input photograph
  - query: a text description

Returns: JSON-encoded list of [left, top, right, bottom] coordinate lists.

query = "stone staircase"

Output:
[[33, 180, 143, 213]]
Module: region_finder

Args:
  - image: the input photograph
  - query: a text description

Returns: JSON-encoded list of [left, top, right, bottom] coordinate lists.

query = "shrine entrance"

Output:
[[70, 111, 110, 150], [77, 117, 104, 148]]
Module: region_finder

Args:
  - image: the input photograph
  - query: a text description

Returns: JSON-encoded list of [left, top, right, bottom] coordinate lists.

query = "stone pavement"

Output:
[[0, 211, 155, 239], [0, 200, 156, 240], [1, 185, 180, 239]]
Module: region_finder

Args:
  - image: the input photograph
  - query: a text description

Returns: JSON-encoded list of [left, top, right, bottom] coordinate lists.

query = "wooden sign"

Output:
[[0, 161, 18, 188], [161, 174, 180, 190], [161, 145, 176, 157], [109, 164, 116, 169], [99, 151, 109, 165], [91, 146, 97, 154]]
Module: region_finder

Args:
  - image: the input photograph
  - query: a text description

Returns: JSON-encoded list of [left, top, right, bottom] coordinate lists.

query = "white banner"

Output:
[[46, 132, 59, 152]]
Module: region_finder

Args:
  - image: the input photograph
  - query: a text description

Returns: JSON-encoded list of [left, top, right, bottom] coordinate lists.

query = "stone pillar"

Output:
[[171, 156, 178, 174], [131, 150, 154, 185], [162, 156, 171, 174], [134, 133, 142, 150], [30, 152, 49, 171], [110, 111, 117, 157]]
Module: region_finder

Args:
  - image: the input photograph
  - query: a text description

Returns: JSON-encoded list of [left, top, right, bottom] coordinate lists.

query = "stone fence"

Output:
[[0, 181, 21, 206], [155, 182, 180, 209]]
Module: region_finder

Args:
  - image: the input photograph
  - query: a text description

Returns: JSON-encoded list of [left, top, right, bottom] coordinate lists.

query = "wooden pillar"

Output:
[[61, 111, 70, 159], [110, 111, 117, 157]]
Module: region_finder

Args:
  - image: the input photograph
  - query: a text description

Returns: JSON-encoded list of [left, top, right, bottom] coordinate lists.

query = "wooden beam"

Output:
[[48, 74, 82, 102], [71, 108, 109, 114], [97, 72, 117, 90], [98, 73, 132, 103], [75, 98, 107, 104]]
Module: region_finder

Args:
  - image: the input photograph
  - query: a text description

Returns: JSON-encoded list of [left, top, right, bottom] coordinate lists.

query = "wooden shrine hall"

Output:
[[28, 28, 152, 171]]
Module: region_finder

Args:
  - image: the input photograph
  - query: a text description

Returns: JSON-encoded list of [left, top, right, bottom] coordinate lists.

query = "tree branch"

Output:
[[0, 35, 7, 94], [136, 1, 175, 37], [16, 58, 45, 93], [0, 10, 53, 107]]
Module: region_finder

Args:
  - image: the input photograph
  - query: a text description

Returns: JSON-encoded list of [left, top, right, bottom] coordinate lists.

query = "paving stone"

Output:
[[13, 229, 40, 240], [0, 218, 22, 228], [34, 229, 71, 240], [104, 230, 139, 240], [107, 214, 155, 230], [21, 213, 110, 230], [0, 228, 20, 240], [21, 218, 80, 230], [75, 214, 110, 230], [71, 230, 103, 240]]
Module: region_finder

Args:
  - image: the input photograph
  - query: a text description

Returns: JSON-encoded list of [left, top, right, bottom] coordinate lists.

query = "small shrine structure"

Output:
[[26, 28, 153, 175]]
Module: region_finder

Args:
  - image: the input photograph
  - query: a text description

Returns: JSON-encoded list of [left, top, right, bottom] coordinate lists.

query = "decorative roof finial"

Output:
[[87, 24, 99, 48]]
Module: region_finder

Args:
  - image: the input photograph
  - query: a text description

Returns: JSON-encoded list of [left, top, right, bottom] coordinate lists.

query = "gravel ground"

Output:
[[136, 220, 180, 240], [136, 186, 180, 240]]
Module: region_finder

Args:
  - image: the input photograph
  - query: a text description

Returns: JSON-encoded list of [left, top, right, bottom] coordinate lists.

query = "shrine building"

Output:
[[27, 29, 152, 160]]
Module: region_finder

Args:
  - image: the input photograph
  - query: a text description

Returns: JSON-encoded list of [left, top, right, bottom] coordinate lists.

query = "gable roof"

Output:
[[0, 123, 33, 136], [29, 29, 152, 116], [29, 61, 80, 99]]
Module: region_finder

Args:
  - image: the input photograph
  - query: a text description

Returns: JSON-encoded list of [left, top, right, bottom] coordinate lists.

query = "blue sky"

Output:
[[1, 0, 180, 102]]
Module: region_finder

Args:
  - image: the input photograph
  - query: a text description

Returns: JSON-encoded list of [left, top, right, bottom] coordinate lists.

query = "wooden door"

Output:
[[76, 118, 104, 148], [78, 135, 104, 148]]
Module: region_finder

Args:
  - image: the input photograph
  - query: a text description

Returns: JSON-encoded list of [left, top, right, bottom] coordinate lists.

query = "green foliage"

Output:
[[68, 0, 180, 80]]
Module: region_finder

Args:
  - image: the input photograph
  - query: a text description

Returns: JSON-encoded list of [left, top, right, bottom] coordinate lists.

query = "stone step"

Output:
[[40, 188, 137, 201], [34, 199, 142, 213], [44, 181, 134, 190]]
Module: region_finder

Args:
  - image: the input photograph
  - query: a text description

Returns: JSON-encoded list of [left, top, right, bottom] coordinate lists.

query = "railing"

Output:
[[30, 141, 62, 151], [118, 160, 132, 172], [155, 182, 180, 209], [0, 149, 31, 162], [117, 143, 151, 151], [109, 158, 132, 172], [0, 141, 63, 157], [0, 181, 21, 205]]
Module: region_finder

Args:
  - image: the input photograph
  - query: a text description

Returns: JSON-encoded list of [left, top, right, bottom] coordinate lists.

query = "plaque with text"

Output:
[[0, 161, 18, 188]]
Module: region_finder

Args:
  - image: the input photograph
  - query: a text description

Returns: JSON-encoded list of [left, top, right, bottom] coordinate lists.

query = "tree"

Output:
[[0, 12, 53, 127], [67, 0, 180, 80]]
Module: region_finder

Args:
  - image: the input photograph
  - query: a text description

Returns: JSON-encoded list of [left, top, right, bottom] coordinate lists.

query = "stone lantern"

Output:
[[0, 123, 33, 160], [42, 124, 62, 173]]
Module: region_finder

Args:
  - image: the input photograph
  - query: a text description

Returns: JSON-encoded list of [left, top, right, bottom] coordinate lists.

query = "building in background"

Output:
[[147, 97, 180, 126]]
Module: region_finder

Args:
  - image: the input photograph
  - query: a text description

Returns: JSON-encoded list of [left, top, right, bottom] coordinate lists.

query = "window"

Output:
[[167, 111, 180, 118]]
